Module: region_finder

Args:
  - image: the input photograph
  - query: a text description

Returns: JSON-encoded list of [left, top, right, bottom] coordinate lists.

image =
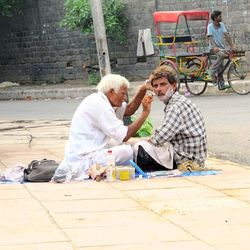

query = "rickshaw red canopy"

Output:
[[153, 10, 210, 36], [153, 10, 209, 23], [152, 10, 210, 56]]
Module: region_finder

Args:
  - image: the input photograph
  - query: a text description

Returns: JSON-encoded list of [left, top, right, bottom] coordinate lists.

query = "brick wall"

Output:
[[0, 0, 249, 84]]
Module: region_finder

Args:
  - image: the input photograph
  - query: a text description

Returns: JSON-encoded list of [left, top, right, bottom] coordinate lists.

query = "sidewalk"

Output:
[[0, 80, 230, 101], [1, 120, 250, 249]]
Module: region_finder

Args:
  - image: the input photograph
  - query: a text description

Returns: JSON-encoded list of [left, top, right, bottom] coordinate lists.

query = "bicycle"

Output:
[[161, 49, 250, 95]]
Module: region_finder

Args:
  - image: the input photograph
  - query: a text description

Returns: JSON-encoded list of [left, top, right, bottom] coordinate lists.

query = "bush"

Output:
[[60, 0, 128, 44], [88, 71, 101, 85], [0, 0, 21, 16]]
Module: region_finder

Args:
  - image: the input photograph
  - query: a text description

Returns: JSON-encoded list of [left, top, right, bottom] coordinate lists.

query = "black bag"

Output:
[[24, 159, 59, 182]]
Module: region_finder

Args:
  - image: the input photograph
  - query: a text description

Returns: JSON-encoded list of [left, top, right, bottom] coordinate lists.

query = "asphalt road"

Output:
[[1, 94, 250, 166]]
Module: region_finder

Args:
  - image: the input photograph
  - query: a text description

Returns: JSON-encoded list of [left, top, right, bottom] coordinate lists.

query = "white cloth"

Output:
[[133, 140, 174, 170], [52, 92, 132, 182], [0, 164, 26, 182], [53, 144, 133, 182], [137, 28, 154, 57]]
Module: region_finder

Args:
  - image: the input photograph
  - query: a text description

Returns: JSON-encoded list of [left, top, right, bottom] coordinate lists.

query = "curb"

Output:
[[0, 81, 144, 100], [0, 87, 96, 100], [0, 83, 231, 100]]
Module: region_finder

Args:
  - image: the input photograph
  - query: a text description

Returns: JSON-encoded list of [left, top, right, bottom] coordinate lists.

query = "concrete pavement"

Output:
[[1, 120, 250, 249]]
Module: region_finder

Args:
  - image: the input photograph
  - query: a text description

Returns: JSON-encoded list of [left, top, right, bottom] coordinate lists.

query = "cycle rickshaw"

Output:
[[153, 10, 250, 95]]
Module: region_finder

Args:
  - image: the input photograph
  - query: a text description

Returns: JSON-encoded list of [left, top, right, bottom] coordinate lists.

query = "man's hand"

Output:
[[124, 95, 153, 142], [139, 79, 154, 93], [124, 79, 154, 116], [142, 95, 153, 114]]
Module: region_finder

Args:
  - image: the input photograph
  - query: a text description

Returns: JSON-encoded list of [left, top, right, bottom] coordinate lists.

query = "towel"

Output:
[[137, 28, 154, 57]]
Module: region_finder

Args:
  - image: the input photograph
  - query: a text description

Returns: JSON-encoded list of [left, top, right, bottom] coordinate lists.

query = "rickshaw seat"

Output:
[[161, 35, 192, 44], [175, 53, 204, 58]]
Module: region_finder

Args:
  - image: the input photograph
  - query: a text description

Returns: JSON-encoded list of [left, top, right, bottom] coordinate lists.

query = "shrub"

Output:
[[60, 0, 128, 44]]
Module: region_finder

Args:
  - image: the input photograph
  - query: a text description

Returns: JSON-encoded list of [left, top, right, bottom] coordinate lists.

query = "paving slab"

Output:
[[1, 119, 250, 249], [63, 223, 193, 247], [84, 241, 215, 250], [0, 242, 73, 250]]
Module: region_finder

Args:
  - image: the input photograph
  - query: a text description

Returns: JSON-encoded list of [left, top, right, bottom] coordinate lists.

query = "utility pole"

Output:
[[90, 0, 111, 77]]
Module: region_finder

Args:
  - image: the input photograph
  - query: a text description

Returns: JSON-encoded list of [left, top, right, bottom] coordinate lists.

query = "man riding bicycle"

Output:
[[207, 10, 236, 90]]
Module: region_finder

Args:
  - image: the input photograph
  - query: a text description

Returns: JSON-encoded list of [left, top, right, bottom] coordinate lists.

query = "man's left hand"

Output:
[[140, 79, 154, 93]]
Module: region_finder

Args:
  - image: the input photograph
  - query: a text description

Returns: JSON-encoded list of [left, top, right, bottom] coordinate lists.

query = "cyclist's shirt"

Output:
[[151, 92, 207, 166], [207, 22, 227, 50]]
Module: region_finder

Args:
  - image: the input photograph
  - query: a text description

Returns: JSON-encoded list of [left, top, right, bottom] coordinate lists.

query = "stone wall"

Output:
[[0, 0, 249, 84], [0, 0, 92, 84]]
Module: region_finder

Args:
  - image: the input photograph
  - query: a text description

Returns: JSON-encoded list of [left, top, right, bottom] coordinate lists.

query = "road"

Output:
[[0, 94, 250, 166]]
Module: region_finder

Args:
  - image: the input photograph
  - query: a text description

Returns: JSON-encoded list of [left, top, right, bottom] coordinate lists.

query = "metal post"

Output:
[[90, 0, 111, 77]]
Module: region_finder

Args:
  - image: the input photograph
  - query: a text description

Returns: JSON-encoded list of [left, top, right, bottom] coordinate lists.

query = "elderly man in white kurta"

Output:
[[52, 74, 153, 182]]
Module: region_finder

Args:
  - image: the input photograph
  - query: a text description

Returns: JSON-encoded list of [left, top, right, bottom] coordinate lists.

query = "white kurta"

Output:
[[52, 92, 131, 182]]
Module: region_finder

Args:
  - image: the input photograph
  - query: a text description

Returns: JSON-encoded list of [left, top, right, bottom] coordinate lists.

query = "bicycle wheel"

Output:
[[185, 62, 208, 95], [228, 59, 250, 95], [160, 60, 181, 91]]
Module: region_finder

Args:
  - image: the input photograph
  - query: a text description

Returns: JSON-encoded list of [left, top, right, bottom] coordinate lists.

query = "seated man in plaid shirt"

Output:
[[133, 65, 207, 172]]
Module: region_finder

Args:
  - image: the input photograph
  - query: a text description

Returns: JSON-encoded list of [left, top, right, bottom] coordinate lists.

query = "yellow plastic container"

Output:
[[115, 166, 135, 181], [119, 169, 130, 181]]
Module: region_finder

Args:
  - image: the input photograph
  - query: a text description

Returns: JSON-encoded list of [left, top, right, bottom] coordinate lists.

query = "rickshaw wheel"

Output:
[[160, 60, 181, 91], [185, 62, 208, 95]]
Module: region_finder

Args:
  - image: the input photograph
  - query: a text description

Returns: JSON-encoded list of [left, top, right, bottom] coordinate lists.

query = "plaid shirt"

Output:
[[151, 92, 207, 166]]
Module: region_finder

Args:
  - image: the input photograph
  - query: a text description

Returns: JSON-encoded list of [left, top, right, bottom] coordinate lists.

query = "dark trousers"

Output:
[[136, 145, 177, 172]]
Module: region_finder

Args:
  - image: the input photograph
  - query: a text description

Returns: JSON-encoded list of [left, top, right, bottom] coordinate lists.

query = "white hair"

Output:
[[96, 74, 130, 93]]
